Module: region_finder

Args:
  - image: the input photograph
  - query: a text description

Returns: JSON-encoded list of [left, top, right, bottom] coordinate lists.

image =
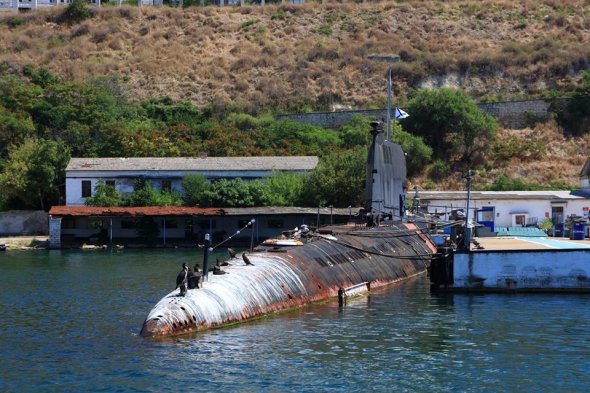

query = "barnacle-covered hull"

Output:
[[140, 223, 436, 338]]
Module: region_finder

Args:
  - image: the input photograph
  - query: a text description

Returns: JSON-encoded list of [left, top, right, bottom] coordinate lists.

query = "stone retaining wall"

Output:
[[277, 99, 570, 130], [0, 210, 48, 235]]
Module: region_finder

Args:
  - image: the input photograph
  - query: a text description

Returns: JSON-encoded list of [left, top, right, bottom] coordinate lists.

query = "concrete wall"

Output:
[[277, 99, 570, 130], [454, 250, 590, 289], [0, 210, 48, 235]]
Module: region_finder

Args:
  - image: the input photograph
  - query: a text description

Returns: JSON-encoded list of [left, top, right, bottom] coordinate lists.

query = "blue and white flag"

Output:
[[395, 108, 410, 119]]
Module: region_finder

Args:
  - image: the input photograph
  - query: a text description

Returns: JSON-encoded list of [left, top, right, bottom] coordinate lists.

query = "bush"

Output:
[[390, 127, 432, 177], [60, 0, 91, 24], [405, 88, 498, 164], [428, 160, 451, 179]]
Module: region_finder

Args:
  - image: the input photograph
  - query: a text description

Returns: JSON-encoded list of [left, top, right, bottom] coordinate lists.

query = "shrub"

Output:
[[271, 9, 286, 20], [8, 17, 24, 28], [428, 160, 451, 179], [60, 0, 91, 24]]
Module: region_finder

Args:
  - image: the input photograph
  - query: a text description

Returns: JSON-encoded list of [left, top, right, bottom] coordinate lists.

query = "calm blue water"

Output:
[[2, 249, 590, 392]]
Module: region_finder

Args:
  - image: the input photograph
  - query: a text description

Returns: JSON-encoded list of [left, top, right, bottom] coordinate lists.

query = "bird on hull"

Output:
[[242, 252, 253, 266], [175, 263, 188, 296], [228, 248, 236, 258]]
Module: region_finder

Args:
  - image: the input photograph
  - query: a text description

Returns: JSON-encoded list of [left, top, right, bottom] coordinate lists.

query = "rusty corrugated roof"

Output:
[[48, 206, 226, 217]]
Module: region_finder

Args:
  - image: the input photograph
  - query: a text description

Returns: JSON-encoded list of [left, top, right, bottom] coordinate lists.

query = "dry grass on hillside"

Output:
[[1, 0, 589, 112], [410, 120, 590, 190]]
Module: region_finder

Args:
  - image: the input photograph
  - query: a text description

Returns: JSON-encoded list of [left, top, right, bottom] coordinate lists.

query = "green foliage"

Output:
[[224, 112, 274, 131], [265, 171, 306, 206], [0, 138, 70, 210], [539, 218, 554, 231], [390, 127, 432, 176], [303, 146, 367, 207], [559, 71, 590, 136], [60, 0, 91, 24], [201, 178, 257, 207], [241, 19, 260, 31], [317, 25, 333, 36], [428, 159, 451, 179], [491, 136, 546, 162], [182, 174, 210, 206], [0, 105, 35, 158], [85, 180, 121, 206], [136, 216, 160, 246], [405, 88, 498, 164], [8, 17, 24, 28], [271, 9, 287, 20], [22, 65, 59, 88], [121, 179, 182, 206], [339, 115, 372, 148]]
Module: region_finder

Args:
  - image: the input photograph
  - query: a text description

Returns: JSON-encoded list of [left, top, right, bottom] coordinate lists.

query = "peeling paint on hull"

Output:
[[140, 223, 436, 338]]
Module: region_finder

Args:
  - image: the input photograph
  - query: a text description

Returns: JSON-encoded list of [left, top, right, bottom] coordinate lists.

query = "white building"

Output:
[[65, 156, 318, 206], [419, 190, 590, 230]]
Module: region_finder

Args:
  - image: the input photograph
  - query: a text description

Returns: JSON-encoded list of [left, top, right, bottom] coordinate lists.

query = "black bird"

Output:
[[242, 252, 253, 266], [175, 263, 188, 296], [228, 248, 236, 258]]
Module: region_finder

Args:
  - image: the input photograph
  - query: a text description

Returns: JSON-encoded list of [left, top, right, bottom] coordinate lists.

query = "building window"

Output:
[[162, 180, 172, 192], [82, 180, 92, 198], [515, 215, 526, 226], [267, 219, 284, 229], [106, 180, 116, 188]]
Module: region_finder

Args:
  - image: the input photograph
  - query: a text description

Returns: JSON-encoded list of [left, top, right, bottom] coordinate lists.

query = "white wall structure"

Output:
[[453, 250, 590, 290], [419, 191, 590, 228], [65, 156, 319, 206]]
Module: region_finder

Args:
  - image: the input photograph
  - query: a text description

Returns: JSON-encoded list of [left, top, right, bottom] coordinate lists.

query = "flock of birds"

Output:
[[175, 248, 253, 296]]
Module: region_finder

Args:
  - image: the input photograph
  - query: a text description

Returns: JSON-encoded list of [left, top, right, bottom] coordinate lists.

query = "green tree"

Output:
[[0, 138, 70, 210], [390, 126, 432, 176], [0, 105, 36, 158], [560, 71, 590, 136], [304, 146, 367, 207], [60, 0, 91, 24], [85, 180, 121, 206], [339, 115, 372, 148], [405, 88, 497, 163], [182, 174, 210, 206], [121, 179, 182, 206], [201, 178, 254, 207], [265, 171, 306, 206]]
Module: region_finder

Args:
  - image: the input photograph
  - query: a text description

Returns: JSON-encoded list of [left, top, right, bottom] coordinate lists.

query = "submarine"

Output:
[[140, 121, 437, 338]]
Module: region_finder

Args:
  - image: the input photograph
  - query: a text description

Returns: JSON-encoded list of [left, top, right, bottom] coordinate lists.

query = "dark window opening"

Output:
[[106, 180, 116, 188], [82, 180, 92, 198], [161, 180, 172, 192]]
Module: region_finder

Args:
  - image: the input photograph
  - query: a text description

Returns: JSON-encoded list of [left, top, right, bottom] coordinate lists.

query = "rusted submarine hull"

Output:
[[140, 223, 436, 338]]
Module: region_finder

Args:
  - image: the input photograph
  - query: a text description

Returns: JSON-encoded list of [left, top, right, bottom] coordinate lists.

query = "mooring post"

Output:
[[202, 233, 211, 284], [250, 218, 256, 252], [464, 169, 473, 251]]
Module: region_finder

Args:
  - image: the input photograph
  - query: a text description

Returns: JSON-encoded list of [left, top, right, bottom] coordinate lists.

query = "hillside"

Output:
[[1, 1, 589, 109], [1, 0, 589, 191]]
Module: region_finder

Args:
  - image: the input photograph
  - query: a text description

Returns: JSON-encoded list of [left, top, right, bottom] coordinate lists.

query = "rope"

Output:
[[211, 219, 255, 250]]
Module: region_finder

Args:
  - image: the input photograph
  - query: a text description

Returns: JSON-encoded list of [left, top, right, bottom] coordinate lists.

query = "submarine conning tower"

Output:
[[365, 121, 407, 223]]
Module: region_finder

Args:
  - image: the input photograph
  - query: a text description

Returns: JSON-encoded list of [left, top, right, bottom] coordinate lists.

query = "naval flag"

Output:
[[395, 108, 410, 119]]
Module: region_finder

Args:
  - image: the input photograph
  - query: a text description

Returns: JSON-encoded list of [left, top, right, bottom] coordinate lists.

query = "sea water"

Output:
[[1, 249, 590, 392]]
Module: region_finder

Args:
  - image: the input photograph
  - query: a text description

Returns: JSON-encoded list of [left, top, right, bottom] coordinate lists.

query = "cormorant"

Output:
[[228, 248, 236, 258], [175, 263, 188, 296], [242, 252, 253, 266]]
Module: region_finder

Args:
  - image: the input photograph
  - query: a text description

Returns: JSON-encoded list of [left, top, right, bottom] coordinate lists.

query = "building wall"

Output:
[[0, 210, 48, 235], [424, 198, 590, 227], [65, 169, 296, 206]]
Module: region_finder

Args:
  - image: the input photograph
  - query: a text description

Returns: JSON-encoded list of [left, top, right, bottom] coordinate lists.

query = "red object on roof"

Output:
[[48, 206, 226, 217]]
